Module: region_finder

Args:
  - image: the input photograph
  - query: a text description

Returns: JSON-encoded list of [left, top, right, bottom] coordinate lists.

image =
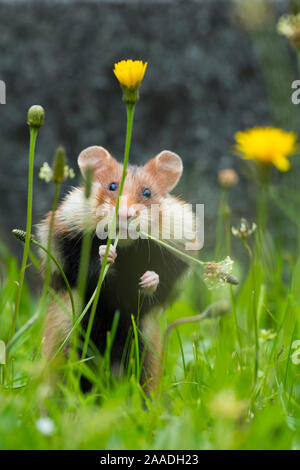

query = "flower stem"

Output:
[[53, 235, 120, 361], [81, 103, 136, 361], [76, 229, 92, 317], [140, 231, 204, 266], [7, 235, 76, 352], [242, 238, 259, 384], [140, 233, 240, 287], [215, 188, 231, 258], [75, 171, 94, 316], [41, 182, 61, 301], [297, 49, 300, 78], [157, 299, 230, 395], [32, 238, 76, 321], [10, 127, 38, 340], [257, 182, 268, 234], [230, 284, 241, 353]]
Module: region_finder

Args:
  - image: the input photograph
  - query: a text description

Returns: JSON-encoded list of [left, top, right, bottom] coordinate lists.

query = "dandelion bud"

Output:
[[113, 60, 148, 104], [27, 105, 45, 129], [218, 169, 239, 189], [12, 229, 34, 243], [52, 146, 67, 183]]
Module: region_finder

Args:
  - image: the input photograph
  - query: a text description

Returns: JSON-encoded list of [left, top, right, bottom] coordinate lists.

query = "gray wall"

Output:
[[0, 0, 296, 256]]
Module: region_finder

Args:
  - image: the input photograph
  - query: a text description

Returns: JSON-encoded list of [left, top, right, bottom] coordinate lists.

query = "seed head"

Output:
[[39, 163, 52, 183], [204, 256, 238, 289], [53, 146, 67, 183], [12, 229, 34, 243], [232, 218, 257, 239]]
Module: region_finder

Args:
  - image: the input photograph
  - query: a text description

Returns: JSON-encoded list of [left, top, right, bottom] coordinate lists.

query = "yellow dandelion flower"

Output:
[[234, 127, 298, 172], [113, 60, 147, 105], [114, 59, 147, 89]]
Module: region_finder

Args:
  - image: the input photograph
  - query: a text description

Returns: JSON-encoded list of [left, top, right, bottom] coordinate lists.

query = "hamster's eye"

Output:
[[142, 188, 151, 198], [109, 182, 117, 191]]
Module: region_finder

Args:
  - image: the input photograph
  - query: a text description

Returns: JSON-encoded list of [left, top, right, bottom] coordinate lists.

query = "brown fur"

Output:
[[142, 313, 163, 393], [43, 290, 74, 358]]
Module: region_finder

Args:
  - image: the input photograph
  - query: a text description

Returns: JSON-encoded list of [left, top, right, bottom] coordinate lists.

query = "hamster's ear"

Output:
[[78, 146, 114, 178], [144, 150, 183, 192]]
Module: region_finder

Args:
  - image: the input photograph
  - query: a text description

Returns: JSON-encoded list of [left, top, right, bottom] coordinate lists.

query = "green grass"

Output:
[[2, 37, 300, 447], [1, 195, 300, 450]]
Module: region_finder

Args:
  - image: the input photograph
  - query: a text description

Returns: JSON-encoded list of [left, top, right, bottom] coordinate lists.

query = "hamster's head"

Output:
[[78, 146, 184, 244]]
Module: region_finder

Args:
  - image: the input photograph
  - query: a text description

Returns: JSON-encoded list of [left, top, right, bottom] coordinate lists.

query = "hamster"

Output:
[[38, 146, 199, 391]]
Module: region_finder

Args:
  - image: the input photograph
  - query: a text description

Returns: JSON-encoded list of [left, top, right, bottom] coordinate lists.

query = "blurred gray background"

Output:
[[0, 0, 299, 257]]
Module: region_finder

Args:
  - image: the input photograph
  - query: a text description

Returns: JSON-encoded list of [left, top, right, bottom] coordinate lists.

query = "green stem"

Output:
[[225, 209, 231, 257], [32, 239, 76, 321], [76, 227, 92, 316], [243, 238, 259, 384], [32, 182, 62, 336], [76, 168, 94, 316], [131, 314, 140, 380], [297, 49, 300, 78], [257, 182, 268, 234], [10, 127, 38, 340], [81, 103, 135, 361], [70, 226, 93, 371], [140, 231, 238, 285], [128, 232, 239, 293], [140, 231, 204, 267], [67, 213, 92, 383], [215, 189, 231, 258], [230, 284, 241, 353], [52, 236, 119, 361], [158, 300, 230, 394], [7, 237, 76, 352], [41, 182, 61, 301], [7, 312, 39, 352]]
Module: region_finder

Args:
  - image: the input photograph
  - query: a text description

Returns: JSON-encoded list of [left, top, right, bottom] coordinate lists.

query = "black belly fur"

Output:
[[54, 234, 187, 371]]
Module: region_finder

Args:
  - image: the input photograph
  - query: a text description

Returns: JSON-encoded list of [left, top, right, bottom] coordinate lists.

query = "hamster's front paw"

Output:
[[99, 244, 117, 264], [139, 270, 159, 294]]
